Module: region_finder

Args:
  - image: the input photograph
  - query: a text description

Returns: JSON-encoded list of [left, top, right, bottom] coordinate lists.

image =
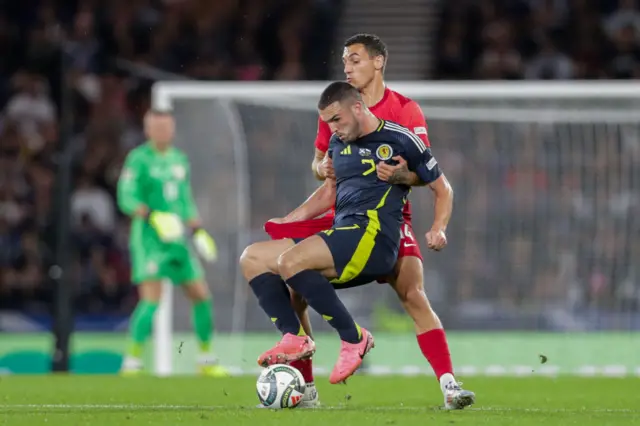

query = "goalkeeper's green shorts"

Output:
[[130, 239, 204, 285]]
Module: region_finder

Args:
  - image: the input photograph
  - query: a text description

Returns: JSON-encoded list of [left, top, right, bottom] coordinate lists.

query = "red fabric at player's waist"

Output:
[[402, 200, 412, 222], [264, 217, 334, 240]]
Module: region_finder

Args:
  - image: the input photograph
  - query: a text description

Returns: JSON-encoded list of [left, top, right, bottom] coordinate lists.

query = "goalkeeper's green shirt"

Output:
[[117, 142, 198, 245]]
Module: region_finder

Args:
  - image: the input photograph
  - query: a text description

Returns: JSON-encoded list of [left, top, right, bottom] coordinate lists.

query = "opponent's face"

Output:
[[343, 43, 384, 90], [319, 101, 362, 142], [145, 113, 175, 149]]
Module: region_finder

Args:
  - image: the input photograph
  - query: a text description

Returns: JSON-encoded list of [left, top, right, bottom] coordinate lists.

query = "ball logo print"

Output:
[[376, 144, 393, 161], [256, 364, 306, 409], [256, 369, 279, 407]]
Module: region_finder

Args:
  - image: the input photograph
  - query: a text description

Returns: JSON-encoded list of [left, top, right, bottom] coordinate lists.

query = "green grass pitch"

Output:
[[0, 376, 637, 425]]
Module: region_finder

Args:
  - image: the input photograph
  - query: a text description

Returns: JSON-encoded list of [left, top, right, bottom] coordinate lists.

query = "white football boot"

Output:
[[443, 379, 475, 410], [298, 382, 320, 408]]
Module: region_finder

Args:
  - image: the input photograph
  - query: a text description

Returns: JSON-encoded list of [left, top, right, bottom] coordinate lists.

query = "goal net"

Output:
[[150, 82, 640, 377]]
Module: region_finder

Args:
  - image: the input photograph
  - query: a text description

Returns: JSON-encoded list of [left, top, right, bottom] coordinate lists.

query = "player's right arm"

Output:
[[117, 150, 148, 218], [311, 117, 333, 180], [402, 139, 453, 251]]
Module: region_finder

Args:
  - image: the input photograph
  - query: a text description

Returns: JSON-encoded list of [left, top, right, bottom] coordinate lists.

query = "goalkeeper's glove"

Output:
[[147, 211, 185, 242], [192, 228, 218, 263]]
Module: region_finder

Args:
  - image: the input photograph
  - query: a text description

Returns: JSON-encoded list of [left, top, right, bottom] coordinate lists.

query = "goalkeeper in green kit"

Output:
[[118, 110, 226, 376]]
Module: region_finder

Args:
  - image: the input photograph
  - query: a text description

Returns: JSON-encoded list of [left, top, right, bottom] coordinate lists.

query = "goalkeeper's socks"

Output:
[[249, 273, 302, 335], [286, 270, 361, 344], [127, 300, 159, 355], [192, 299, 213, 351], [416, 328, 454, 382], [290, 358, 314, 384]]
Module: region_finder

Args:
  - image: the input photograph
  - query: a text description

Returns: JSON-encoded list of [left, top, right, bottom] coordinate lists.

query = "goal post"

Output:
[[150, 81, 640, 377]]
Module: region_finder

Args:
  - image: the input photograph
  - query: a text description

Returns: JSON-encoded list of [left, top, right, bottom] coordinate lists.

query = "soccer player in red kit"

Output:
[[264, 34, 475, 410]]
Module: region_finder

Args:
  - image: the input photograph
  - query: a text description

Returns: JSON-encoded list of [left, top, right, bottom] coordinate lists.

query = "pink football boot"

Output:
[[257, 333, 316, 367], [329, 328, 375, 384]]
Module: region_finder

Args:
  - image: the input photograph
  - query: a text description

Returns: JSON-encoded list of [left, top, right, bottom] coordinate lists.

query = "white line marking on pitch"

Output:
[[0, 404, 637, 414]]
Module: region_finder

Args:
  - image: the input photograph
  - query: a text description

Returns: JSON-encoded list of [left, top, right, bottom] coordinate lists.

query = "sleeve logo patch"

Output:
[[426, 157, 437, 170], [376, 144, 393, 161], [413, 126, 427, 135]]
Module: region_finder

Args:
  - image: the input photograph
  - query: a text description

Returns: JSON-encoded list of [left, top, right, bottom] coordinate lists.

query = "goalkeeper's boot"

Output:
[[197, 355, 229, 377], [329, 328, 374, 384], [443, 381, 475, 410], [120, 356, 144, 377], [257, 333, 316, 367]]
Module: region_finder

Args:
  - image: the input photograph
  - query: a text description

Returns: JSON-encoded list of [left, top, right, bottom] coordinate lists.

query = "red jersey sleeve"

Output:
[[314, 117, 332, 153], [398, 100, 431, 147]]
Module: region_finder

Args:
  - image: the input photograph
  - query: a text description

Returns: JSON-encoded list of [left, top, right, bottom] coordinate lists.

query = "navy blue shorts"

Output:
[[295, 214, 398, 289]]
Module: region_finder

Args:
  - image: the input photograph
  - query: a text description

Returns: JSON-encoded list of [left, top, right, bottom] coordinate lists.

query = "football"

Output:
[[256, 364, 306, 409]]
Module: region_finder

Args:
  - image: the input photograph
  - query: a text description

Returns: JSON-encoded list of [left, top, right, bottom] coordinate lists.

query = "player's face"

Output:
[[145, 114, 175, 149], [343, 44, 382, 90], [319, 101, 361, 142]]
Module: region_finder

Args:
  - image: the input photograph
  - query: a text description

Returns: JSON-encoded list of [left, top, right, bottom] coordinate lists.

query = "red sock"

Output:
[[417, 328, 453, 380], [290, 358, 314, 384]]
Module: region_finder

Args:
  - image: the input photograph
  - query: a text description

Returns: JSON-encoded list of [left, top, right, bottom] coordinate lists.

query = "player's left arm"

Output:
[[403, 142, 453, 251], [376, 100, 430, 186]]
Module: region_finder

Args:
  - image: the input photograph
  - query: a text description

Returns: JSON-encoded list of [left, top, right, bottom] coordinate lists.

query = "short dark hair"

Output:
[[344, 33, 388, 61], [317, 82, 362, 110]]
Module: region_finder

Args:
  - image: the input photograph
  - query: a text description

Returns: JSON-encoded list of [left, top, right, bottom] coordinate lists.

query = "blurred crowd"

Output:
[[0, 0, 340, 315], [1, 0, 638, 328], [436, 0, 640, 80]]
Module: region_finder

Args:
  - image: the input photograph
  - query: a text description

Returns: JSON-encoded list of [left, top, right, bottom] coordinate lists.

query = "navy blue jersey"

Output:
[[328, 119, 442, 230]]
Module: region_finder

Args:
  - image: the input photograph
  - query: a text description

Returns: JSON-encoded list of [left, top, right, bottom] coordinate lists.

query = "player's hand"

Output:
[[376, 156, 409, 184], [425, 229, 447, 251], [267, 217, 286, 224], [148, 211, 185, 242], [192, 229, 218, 263], [317, 156, 335, 180]]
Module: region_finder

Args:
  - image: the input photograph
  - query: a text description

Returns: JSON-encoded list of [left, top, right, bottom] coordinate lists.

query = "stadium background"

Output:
[[0, 0, 638, 375]]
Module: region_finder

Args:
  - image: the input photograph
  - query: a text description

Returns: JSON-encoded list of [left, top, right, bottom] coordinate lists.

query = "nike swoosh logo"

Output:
[[403, 243, 416, 247], [359, 336, 370, 359]]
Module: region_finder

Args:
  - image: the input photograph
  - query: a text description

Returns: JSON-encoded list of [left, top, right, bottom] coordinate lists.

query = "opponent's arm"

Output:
[[117, 152, 147, 217], [281, 178, 336, 223], [376, 101, 430, 186], [311, 117, 333, 180], [378, 156, 425, 186], [311, 148, 329, 180]]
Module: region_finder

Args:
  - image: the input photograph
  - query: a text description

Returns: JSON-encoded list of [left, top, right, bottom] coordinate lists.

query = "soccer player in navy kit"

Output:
[[240, 82, 454, 385]]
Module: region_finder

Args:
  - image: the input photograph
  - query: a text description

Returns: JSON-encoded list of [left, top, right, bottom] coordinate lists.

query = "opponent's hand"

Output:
[[148, 211, 184, 242], [267, 217, 286, 224], [376, 156, 409, 184], [316, 156, 335, 180], [425, 228, 447, 251], [192, 229, 218, 263]]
